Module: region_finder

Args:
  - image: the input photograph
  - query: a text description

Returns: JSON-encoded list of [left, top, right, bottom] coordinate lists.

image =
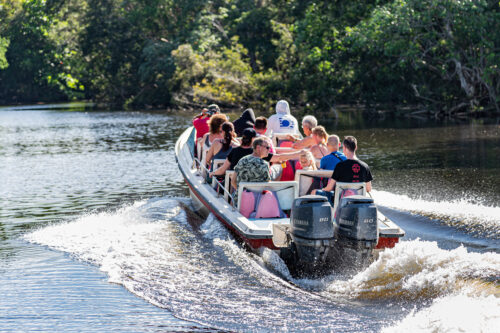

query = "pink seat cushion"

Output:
[[239, 190, 256, 218], [255, 190, 281, 218]]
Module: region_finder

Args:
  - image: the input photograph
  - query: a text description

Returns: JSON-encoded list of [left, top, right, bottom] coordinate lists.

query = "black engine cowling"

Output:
[[334, 195, 378, 269], [280, 194, 379, 276]]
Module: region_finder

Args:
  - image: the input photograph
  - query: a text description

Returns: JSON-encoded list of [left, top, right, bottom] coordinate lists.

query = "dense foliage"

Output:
[[0, 0, 498, 115]]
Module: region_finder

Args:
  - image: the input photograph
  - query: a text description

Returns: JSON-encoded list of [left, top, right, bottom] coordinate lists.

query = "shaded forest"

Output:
[[0, 0, 499, 116]]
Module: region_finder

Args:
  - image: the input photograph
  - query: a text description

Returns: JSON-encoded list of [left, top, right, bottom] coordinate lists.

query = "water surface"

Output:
[[1, 107, 498, 332]]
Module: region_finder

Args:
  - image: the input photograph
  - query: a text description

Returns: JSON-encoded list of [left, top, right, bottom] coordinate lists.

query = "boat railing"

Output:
[[212, 173, 236, 210], [192, 155, 237, 209]]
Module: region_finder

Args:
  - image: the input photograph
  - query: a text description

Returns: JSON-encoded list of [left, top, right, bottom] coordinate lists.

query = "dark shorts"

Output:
[[315, 190, 335, 205]]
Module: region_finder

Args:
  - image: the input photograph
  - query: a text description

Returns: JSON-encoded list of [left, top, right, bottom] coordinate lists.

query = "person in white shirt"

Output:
[[265, 100, 300, 137]]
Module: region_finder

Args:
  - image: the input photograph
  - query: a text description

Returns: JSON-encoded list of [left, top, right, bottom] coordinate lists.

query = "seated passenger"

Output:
[[232, 108, 255, 137], [320, 134, 347, 170], [297, 151, 317, 196], [265, 100, 300, 137], [232, 137, 272, 202], [200, 113, 228, 152], [254, 116, 275, 154], [312, 136, 373, 204], [286, 115, 317, 149], [309, 126, 329, 160], [209, 128, 257, 178], [205, 122, 239, 171]]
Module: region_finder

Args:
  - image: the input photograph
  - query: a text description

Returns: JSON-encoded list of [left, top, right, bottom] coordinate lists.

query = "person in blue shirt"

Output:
[[320, 135, 346, 170]]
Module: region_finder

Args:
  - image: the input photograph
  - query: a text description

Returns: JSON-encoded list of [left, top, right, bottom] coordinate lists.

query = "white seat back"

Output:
[[211, 159, 226, 187], [271, 133, 301, 148], [237, 181, 298, 212], [333, 182, 367, 210], [294, 169, 333, 196], [224, 171, 235, 202]]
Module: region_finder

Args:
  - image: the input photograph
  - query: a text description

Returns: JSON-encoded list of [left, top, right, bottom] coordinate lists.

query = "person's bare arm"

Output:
[[210, 159, 230, 177], [205, 140, 221, 168], [292, 136, 314, 149], [366, 181, 372, 192], [312, 178, 335, 195], [231, 171, 237, 190], [270, 149, 306, 163]]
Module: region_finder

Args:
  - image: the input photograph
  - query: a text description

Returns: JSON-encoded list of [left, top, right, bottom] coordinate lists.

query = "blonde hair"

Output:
[[300, 151, 317, 170], [312, 126, 328, 143]]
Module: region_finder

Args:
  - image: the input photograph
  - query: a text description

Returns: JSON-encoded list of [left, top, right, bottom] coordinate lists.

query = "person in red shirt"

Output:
[[193, 104, 220, 142]]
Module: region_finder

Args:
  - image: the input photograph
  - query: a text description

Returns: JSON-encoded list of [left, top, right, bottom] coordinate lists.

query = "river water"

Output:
[[1, 105, 499, 332]]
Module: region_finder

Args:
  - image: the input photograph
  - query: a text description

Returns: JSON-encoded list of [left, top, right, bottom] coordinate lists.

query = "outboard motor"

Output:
[[281, 195, 337, 276], [334, 195, 378, 269]]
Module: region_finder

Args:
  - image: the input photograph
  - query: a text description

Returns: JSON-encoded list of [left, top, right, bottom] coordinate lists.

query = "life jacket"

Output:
[[280, 160, 297, 181]]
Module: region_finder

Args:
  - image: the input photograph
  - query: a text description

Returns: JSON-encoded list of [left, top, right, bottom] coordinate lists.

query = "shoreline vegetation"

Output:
[[0, 1, 498, 118]]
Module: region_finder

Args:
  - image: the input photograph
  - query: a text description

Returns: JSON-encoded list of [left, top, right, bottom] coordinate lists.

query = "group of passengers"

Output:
[[193, 100, 372, 205]]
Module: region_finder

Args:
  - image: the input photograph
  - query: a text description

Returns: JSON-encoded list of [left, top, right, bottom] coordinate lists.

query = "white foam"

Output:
[[326, 239, 500, 299], [382, 293, 500, 333], [373, 190, 500, 237]]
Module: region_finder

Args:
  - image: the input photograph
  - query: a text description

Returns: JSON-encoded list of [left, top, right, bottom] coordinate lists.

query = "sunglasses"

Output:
[[260, 145, 270, 150]]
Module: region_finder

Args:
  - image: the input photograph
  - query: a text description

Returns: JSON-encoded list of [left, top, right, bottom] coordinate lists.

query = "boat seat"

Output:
[[237, 181, 299, 216], [333, 182, 367, 211], [211, 159, 226, 188], [224, 171, 235, 203], [271, 133, 302, 148], [294, 169, 333, 196]]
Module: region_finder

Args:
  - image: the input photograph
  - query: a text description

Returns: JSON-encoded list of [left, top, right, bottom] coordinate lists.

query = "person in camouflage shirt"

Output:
[[232, 137, 271, 202]]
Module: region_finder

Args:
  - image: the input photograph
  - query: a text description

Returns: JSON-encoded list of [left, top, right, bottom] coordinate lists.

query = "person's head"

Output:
[[275, 100, 290, 115], [343, 136, 357, 154], [209, 114, 227, 134], [299, 151, 317, 170], [241, 128, 257, 146], [221, 122, 235, 150], [327, 135, 341, 152], [311, 126, 328, 144], [254, 116, 268, 135], [207, 104, 220, 115], [252, 137, 270, 158], [301, 115, 317, 136]]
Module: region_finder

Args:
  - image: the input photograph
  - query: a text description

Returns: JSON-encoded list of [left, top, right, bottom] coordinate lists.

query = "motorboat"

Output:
[[175, 127, 405, 276]]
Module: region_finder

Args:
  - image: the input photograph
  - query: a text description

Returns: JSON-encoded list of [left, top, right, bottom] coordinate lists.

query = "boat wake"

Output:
[[373, 190, 500, 239], [24, 197, 500, 332]]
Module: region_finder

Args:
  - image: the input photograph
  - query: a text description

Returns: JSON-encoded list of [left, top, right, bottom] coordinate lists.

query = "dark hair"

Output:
[[221, 122, 235, 151], [343, 136, 357, 152], [209, 114, 227, 134], [254, 116, 267, 130], [241, 128, 256, 146]]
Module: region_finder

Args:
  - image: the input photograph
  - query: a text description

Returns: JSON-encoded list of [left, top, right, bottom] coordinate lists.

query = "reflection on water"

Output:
[[1, 107, 499, 332]]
